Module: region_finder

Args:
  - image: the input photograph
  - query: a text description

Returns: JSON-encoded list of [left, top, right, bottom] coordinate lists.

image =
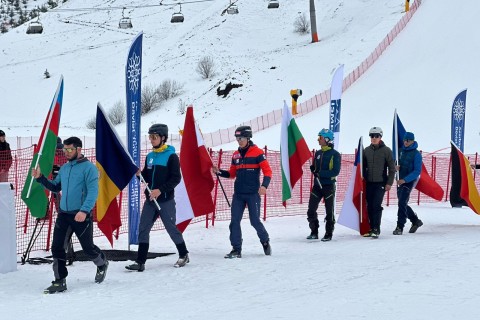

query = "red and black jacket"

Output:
[[218, 141, 272, 194]]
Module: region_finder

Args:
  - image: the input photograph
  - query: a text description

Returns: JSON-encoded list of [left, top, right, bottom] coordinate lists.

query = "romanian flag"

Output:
[[450, 142, 480, 214], [176, 106, 215, 232], [338, 137, 369, 235], [280, 101, 311, 205], [95, 103, 138, 245], [21, 76, 63, 218]]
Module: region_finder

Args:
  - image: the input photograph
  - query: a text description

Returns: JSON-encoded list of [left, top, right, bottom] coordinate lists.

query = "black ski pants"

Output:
[[365, 182, 386, 233], [306, 184, 336, 235], [51, 212, 106, 280]]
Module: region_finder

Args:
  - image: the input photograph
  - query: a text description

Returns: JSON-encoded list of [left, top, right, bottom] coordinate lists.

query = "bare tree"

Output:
[[196, 56, 216, 79], [156, 79, 184, 101], [85, 115, 96, 130], [294, 13, 310, 34], [108, 100, 125, 125], [141, 84, 161, 115], [177, 98, 186, 115]]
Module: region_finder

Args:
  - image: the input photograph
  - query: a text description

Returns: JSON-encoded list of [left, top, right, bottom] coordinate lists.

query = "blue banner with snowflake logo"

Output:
[[451, 89, 467, 152], [126, 32, 142, 245]]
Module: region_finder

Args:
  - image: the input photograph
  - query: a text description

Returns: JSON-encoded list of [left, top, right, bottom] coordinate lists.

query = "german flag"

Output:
[[450, 142, 480, 214]]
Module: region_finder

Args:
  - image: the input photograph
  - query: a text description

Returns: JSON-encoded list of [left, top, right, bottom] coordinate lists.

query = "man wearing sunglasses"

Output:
[[306, 128, 341, 242], [393, 132, 423, 235], [126, 123, 189, 271], [212, 126, 272, 258], [363, 127, 396, 238], [32, 137, 108, 293]]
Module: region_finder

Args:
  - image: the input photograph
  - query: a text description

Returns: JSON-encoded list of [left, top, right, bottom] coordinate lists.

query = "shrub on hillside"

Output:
[[196, 56, 216, 79], [294, 13, 310, 34]]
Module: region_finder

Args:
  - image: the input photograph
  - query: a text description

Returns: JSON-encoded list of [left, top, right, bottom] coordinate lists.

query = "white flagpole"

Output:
[[26, 76, 63, 198]]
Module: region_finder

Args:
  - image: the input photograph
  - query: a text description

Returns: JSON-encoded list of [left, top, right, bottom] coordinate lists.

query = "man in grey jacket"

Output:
[[363, 127, 396, 238]]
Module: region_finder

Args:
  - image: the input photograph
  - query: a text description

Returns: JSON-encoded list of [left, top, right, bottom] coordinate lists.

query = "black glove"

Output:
[[309, 165, 315, 173]]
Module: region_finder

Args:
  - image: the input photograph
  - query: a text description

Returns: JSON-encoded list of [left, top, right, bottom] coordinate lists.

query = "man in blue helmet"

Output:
[[306, 129, 341, 241]]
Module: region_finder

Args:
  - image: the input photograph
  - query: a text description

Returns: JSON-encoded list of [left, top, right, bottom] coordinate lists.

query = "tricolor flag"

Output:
[[393, 110, 444, 201], [450, 142, 480, 214], [280, 101, 311, 205], [21, 76, 64, 218], [96, 103, 138, 245], [338, 137, 370, 235], [176, 106, 215, 232], [329, 64, 344, 148]]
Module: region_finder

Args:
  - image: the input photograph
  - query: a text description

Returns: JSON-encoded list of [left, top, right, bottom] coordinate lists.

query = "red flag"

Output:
[[176, 106, 215, 232], [415, 163, 444, 201], [338, 137, 370, 235]]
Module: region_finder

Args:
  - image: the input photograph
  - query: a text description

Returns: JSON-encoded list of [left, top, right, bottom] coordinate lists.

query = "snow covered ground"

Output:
[[2, 204, 480, 319]]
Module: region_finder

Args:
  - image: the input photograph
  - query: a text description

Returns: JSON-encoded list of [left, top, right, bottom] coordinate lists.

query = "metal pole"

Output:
[[310, 0, 319, 42]]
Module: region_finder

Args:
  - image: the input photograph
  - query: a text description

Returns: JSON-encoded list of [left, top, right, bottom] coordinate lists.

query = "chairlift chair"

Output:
[[26, 21, 43, 34], [267, 0, 280, 9], [227, 4, 239, 15], [171, 4, 185, 23], [119, 17, 133, 29]]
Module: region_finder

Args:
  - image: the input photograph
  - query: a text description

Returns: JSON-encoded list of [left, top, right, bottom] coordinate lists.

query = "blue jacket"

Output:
[[37, 156, 98, 214], [398, 141, 422, 183], [141, 145, 181, 202]]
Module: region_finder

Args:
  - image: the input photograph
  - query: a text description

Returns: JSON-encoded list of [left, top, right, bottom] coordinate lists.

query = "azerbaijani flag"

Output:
[[96, 103, 138, 245], [450, 142, 480, 214], [338, 137, 369, 235], [21, 76, 64, 218], [176, 106, 215, 232], [280, 101, 311, 205]]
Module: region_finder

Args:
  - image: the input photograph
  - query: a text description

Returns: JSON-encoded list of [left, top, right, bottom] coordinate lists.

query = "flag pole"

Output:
[[26, 76, 63, 198], [138, 174, 161, 211], [394, 109, 399, 181]]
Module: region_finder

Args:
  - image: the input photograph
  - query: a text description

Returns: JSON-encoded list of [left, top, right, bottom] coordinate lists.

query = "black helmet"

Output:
[[148, 124, 168, 136], [0, 130, 5, 137], [234, 126, 252, 138]]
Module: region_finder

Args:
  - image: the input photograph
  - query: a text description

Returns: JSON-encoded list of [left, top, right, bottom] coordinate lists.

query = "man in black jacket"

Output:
[[125, 124, 189, 271]]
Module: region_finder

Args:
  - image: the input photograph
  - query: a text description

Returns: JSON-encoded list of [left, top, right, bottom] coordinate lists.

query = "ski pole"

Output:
[[216, 173, 231, 207], [138, 174, 161, 211]]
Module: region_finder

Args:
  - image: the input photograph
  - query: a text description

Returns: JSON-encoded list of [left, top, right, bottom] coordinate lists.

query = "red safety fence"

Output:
[[3, 145, 479, 255]]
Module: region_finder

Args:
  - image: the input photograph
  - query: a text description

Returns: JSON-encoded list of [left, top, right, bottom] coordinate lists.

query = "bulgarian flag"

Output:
[[21, 76, 64, 218], [176, 106, 215, 232], [280, 101, 311, 205]]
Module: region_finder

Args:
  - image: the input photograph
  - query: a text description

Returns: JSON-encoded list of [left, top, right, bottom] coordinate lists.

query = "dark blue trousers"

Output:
[[396, 182, 419, 228], [229, 193, 269, 251]]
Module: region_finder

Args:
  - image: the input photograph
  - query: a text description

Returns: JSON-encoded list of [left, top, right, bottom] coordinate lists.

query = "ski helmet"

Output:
[[318, 128, 334, 142], [148, 124, 168, 137], [369, 127, 383, 137], [234, 126, 253, 138]]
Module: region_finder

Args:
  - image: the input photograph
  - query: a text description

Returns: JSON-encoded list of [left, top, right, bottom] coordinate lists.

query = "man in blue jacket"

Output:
[[32, 137, 108, 294], [306, 129, 341, 242], [393, 132, 423, 235]]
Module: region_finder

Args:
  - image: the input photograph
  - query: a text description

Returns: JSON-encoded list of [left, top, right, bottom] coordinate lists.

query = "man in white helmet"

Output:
[[363, 127, 396, 238]]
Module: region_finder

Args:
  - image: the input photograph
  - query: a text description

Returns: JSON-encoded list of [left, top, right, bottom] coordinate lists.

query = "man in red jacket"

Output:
[[213, 126, 272, 258]]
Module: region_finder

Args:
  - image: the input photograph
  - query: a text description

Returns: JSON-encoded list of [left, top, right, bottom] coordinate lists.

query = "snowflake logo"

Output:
[[452, 99, 465, 122], [127, 53, 141, 94]]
